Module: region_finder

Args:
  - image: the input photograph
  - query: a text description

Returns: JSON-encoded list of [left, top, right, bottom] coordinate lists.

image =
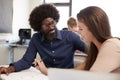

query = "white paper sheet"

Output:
[[1, 67, 48, 80]]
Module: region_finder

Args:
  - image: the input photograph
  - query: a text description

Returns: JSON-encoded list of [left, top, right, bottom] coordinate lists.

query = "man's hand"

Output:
[[0, 66, 15, 75]]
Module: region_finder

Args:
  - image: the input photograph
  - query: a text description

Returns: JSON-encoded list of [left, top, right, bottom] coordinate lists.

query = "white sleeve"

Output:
[[90, 39, 120, 72]]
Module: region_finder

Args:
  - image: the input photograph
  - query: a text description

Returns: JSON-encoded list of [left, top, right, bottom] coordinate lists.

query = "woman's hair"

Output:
[[77, 6, 112, 70], [29, 4, 60, 31]]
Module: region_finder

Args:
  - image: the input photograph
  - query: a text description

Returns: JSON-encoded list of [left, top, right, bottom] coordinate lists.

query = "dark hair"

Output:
[[29, 4, 60, 31], [77, 6, 112, 70]]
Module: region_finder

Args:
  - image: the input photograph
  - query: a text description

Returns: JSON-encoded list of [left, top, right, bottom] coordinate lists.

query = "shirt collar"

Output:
[[41, 29, 62, 42]]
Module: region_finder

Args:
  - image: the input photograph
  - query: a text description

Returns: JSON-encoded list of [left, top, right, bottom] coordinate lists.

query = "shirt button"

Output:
[[53, 59, 56, 62], [52, 51, 55, 53]]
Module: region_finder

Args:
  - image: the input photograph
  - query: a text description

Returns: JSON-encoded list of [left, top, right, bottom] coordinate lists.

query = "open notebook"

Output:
[[48, 68, 120, 80], [0, 66, 48, 80]]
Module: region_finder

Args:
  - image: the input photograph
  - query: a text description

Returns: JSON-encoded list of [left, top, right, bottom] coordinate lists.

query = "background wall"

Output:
[[0, 43, 9, 65], [0, 0, 12, 33], [72, 0, 120, 37], [0, 0, 120, 41], [0, 0, 41, 65], [0, 0, 40, 42]]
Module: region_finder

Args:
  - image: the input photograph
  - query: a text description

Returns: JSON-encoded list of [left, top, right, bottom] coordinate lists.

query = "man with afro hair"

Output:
[[0, 4, 86, 75]]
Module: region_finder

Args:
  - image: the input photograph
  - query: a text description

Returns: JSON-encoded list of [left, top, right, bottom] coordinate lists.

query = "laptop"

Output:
[[48, 68, 120, 80]]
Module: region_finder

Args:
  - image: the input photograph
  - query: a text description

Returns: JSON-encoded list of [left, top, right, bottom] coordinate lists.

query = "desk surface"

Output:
[[9, 43, 28, 48], [48, 68, 120, 80], [1, 66, 48, 80]]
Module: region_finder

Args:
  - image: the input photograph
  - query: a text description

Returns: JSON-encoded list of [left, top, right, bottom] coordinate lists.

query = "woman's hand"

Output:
[[74, 60, 86, 70], [34, 59, 48, 75]]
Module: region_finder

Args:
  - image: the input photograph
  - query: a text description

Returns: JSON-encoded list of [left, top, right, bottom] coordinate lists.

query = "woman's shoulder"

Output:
[[101, 38, 120, 51], [104, 38, 120, 45]]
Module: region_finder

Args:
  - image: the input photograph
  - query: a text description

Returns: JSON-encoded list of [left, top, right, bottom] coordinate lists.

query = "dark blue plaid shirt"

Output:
[[11, 29, 86, 71]]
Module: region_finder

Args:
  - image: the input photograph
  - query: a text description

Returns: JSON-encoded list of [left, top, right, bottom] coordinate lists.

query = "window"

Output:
[[0, 0, 13, 33], [43, 0, 72, 30], [72, 0, 120, 37]]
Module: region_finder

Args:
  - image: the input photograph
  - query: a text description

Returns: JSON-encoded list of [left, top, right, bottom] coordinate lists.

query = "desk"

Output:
[[74, 53, 87, 67], [8, 44, 28, 63], [1, 66, 48, 80], [48, 68, 120, 80]]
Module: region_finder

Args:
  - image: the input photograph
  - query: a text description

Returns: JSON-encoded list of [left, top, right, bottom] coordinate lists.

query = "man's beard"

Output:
[[44, 28, 57, 41]]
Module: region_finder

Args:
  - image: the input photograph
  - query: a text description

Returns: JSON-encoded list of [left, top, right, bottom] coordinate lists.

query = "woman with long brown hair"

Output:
[[76, 6, 120, 73]]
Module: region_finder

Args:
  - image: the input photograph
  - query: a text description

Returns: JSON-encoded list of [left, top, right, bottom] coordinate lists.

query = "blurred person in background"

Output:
[[75, 6, 120, 73]]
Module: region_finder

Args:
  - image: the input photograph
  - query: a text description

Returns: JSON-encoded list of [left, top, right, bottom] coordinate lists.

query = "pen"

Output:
[[32, 56, 46, 67], [39, 56, 46, 62]]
